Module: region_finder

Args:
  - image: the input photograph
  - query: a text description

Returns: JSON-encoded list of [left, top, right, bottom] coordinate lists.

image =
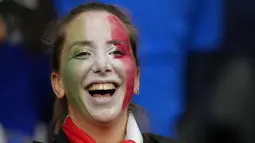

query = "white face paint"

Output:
[[59, 11, 138, 123]]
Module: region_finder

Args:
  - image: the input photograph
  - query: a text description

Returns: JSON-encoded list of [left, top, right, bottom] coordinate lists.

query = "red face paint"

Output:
[[107, 15, 136, 109]]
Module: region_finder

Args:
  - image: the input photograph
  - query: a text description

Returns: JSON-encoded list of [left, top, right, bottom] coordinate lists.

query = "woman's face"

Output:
[[52, 11, 140, 123]]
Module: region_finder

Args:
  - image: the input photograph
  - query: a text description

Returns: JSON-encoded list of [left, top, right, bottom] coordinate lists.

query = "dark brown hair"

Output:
[[43, 2, 149, 136]]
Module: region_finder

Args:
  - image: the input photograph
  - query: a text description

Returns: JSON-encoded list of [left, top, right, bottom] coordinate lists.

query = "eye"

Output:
[[110, 49, 125, 57], [75, 51, 91, 59]]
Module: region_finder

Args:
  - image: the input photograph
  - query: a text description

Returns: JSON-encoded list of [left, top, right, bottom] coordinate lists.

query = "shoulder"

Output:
[[143, 133, 185, 143], [33, 131, 68, 143]]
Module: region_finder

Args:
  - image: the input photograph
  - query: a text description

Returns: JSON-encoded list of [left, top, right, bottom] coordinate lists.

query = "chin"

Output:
[[85, 101, 123, 123]]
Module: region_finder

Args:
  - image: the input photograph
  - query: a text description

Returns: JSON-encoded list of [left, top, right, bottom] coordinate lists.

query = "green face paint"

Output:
[[60, 45, 92, 115]]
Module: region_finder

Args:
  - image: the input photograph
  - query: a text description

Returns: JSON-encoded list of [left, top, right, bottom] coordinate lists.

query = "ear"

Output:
[[51, 72, 65, 99], [133, 67, 140, 95]]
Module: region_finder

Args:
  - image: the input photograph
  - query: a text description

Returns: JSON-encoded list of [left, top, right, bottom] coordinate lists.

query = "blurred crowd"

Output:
[[0, 0, 254, 143]]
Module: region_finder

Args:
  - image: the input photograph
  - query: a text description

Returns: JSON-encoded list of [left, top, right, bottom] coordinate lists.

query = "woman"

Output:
[[35, 2, 183, 143]]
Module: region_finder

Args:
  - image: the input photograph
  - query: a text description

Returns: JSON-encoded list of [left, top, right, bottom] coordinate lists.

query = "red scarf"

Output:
[[62, 117, 135, 143]]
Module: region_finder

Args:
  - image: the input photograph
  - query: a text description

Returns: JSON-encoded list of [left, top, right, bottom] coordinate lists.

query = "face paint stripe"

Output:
[[107, 15, 136, 109]]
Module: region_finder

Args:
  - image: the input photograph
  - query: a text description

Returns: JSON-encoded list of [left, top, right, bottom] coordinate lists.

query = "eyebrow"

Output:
[[68, 40, 92, 49], [68, 40, 128, 49], [107, 40, 128, 46]]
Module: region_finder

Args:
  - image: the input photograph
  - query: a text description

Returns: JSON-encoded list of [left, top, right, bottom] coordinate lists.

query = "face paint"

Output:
[[57, 12, 137, 123], [107, 15, 136, 109]]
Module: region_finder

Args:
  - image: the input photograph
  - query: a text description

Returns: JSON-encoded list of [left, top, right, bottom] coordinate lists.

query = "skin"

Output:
[[51, 11, 140, 142]]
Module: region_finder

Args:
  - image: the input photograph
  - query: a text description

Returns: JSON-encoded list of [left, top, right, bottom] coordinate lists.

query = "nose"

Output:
[[92, 56, 112, 74]]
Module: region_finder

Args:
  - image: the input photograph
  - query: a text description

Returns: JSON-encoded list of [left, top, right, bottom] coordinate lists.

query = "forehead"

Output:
[[65, 11, 128, 43]]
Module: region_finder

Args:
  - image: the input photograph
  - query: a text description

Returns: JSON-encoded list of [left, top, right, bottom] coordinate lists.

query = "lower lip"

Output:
[[91, 94, 112, 104]]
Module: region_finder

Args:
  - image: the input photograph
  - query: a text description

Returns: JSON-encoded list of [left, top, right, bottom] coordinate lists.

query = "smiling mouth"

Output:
[[86, 83, 117, 97]]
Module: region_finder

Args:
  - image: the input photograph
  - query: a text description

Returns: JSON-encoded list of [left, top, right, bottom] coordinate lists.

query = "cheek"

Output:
[[119, 57, 136, 109], [60, 66, 79, 95], [61, 60, 92, 88]]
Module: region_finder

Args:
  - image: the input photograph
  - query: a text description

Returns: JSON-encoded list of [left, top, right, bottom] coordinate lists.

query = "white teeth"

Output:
[[88, 83, 116, 91]]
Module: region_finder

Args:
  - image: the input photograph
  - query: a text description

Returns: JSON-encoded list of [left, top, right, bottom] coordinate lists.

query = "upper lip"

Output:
[[84, 80, 120, 89]]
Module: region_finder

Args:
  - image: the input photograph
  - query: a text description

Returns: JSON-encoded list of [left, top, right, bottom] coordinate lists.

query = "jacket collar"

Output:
[[54, 112, 144, 143]]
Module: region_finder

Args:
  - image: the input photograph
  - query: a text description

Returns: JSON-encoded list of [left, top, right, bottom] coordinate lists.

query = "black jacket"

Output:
[[33, 129, 183, 143]]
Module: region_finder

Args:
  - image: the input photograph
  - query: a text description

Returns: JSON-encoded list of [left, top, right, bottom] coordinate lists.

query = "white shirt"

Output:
[[125, 112, 143, 143]]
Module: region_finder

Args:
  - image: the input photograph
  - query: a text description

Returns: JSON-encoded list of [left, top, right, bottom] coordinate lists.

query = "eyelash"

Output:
[[74, 49, 124, 59], [111, 49, 125, 56], [75, 51, 91, 58]]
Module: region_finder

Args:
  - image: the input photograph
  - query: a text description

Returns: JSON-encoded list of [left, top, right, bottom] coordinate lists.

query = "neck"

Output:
[[68, 105, 128, 143]]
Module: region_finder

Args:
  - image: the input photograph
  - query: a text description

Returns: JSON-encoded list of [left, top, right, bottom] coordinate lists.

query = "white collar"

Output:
[[125, 112, 143, 143]]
